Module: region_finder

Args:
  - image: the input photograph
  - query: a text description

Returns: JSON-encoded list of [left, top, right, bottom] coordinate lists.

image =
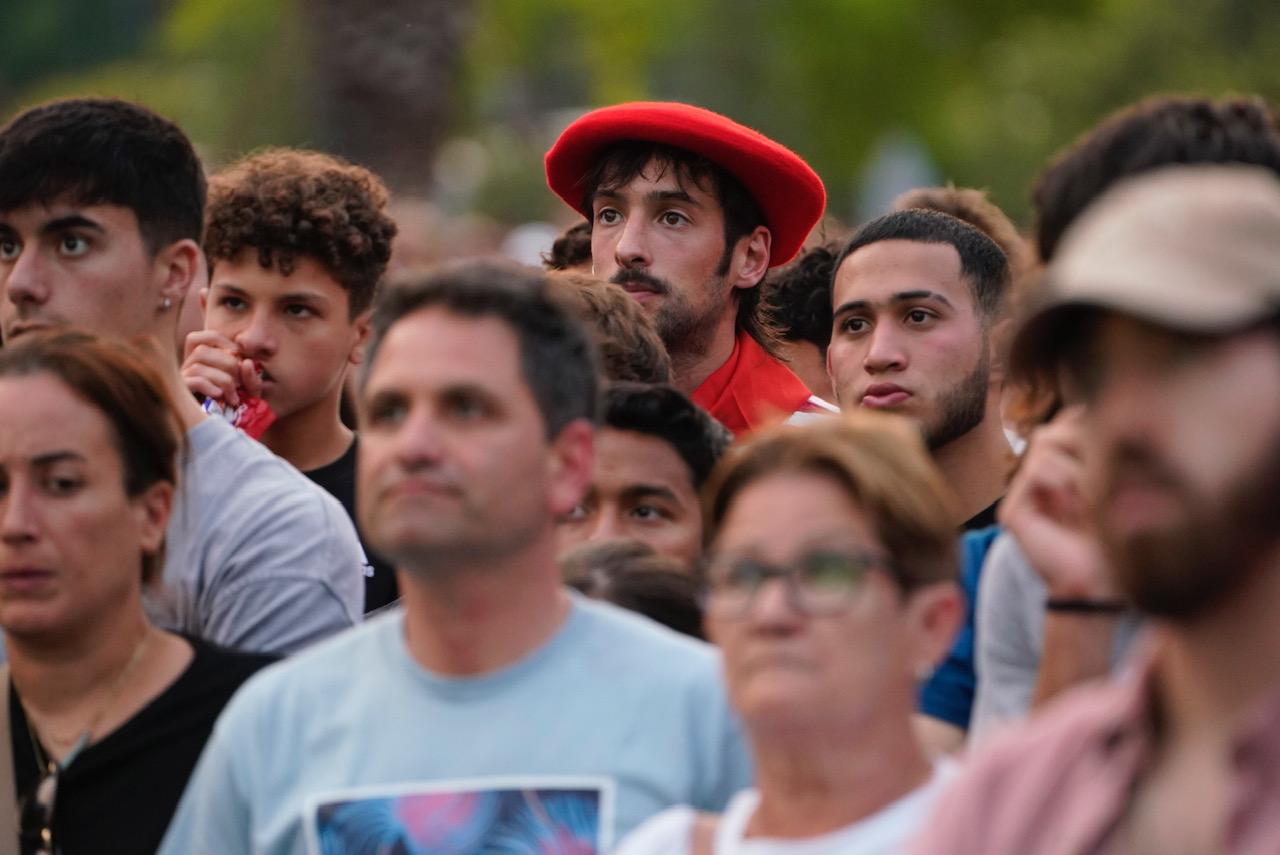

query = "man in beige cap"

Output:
[[912, 165, 1280, 855]]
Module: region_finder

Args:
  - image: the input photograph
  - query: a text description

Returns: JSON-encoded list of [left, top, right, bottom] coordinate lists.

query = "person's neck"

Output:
[[777, 340, 833, 402], [747, 705, 933, 839], [130, 327, 210, 433], [397, 536, 572, 677], [6, 606, 152, 721], [931, 408, 1012, 527], [1152, 542, 1280, 749], [670, 311, 739, 396], [259, 388, 353, 473]]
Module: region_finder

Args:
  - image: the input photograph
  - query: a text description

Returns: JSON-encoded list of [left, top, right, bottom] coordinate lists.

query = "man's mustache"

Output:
[[610, 270, 670, 294]]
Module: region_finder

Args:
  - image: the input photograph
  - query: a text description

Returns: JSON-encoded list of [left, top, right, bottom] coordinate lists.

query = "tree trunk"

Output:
[[303, 0, 474, 196]]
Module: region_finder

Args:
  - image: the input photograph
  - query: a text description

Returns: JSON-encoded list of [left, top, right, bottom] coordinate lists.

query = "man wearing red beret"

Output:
[[546, 102, 831, 435]]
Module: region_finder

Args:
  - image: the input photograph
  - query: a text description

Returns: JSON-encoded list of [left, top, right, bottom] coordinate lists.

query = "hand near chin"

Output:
[[999, 405, 1119, 601], [181, 330, 261, 408]]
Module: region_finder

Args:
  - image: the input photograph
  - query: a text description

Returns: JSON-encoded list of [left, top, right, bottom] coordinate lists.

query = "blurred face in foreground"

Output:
[[357, 307, 589, 572], [705, 470, 940, 736], [0, 373, 169, 641], [1080, 314, 1280, 620]]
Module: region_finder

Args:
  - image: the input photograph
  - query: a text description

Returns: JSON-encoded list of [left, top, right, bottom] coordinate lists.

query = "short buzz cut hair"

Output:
[[363, 260, 600, 437], [204, 148, 398, 317], [835, 209, 1011, 323], [603, 382, 732, 489], [0, 97, 205, 255], [891, 184, 1029, 277]]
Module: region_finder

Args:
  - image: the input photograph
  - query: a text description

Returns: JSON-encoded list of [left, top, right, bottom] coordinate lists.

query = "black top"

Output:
[[962, 498, 1001, 532], [304, 437, 399, 613], [10, 636, 275, 855]]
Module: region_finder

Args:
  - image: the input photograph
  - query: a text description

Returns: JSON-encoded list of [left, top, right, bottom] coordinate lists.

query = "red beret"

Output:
[[544, 102, 826, 267]]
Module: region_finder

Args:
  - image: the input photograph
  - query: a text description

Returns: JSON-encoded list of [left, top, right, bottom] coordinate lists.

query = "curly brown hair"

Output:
[[204, 148, 397, 316]]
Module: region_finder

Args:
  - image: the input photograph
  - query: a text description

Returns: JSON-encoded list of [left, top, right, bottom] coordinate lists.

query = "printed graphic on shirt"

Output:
[[306, 776, 615, 854]]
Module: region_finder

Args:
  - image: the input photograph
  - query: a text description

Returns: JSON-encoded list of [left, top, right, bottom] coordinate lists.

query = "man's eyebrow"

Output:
[[832, 290, 955, 318], [890, 289, 954, 309], [648, 189, 700, 207], [40, 215, 106, 236], [278, 291, 331, 305], [620, 484, 682, 504], [31, 451, 85, 466], [832, 299, 870, 318]]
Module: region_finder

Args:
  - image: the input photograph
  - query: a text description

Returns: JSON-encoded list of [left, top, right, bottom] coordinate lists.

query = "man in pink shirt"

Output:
[[914, 165, 1280, 854]]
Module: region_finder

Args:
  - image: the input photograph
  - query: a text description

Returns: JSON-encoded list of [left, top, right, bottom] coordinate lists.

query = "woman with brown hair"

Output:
[[0, 330, 273, 855], [618, 413, 963, 854]]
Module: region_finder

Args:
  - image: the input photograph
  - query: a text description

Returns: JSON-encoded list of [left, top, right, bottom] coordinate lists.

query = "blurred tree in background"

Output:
[[2, 0, 1278, 231]]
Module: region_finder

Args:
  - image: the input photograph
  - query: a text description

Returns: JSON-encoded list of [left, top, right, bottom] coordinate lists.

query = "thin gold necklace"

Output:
[[25, 629, 152, 772]]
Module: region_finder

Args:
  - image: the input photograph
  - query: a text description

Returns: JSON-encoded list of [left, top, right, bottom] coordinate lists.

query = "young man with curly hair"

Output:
[[182, 148, 400, 611]]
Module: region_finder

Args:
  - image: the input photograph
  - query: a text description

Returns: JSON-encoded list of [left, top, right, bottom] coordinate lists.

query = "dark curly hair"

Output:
[[763, 242, 839, 354], [204, 148, 397, 316]]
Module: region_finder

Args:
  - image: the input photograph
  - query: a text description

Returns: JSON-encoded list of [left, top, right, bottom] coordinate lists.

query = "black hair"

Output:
[[0, 98, 206, 255], [763, 242, 839, 352], [1034, 95, 1280, 262], [835, 209, 1010, 322], [560, 538, 705, 639], [543, 220, 593, 271], [603, 382, 732, 489], [364, 260, 599, 437], [577, 141, 777, 351]]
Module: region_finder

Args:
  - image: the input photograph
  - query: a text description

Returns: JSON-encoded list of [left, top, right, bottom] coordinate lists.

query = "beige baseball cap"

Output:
[[1012, 164, 1280, 374]]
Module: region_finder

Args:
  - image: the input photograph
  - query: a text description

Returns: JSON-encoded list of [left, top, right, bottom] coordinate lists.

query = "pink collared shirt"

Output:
[[912, 646, 1280, 855]]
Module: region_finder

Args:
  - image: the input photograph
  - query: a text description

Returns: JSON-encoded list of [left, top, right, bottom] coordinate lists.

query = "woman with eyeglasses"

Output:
[[617, 413, 964, 854], [0, 331, 274, 855]]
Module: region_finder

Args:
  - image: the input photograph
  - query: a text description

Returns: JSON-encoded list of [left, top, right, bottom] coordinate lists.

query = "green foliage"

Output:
[[5, 0, 1279, 227]]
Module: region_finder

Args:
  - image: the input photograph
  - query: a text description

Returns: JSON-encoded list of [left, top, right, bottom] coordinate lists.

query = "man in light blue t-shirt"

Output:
[[161, 260, 752, 855]]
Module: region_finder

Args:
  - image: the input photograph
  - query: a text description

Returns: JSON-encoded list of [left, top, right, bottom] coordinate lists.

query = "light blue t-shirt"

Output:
[[159, 596, 752, 854]]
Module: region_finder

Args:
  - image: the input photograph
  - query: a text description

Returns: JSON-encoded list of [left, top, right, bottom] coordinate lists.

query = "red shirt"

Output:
[[691, 330, 816, 436]]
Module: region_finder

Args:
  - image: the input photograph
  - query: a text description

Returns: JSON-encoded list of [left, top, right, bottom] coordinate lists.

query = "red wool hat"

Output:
[[544, 101, 827, 267]]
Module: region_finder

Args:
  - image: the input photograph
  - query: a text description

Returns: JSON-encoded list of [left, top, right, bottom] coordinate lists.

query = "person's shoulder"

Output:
[[947, 677, 1132, 803], [575, 596, 718, 667], [224, 612, 397, 712], [612, 804, 696, 855], [182, 418, 358, 540]]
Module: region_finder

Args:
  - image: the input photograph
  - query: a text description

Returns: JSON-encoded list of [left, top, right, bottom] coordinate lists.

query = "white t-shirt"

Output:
[[615, 763, 954, 855]]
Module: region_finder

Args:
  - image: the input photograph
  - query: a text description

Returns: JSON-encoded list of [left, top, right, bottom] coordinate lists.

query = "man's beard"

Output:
[[611, 269, 728, 360], [924, 345, 990, 450], [1097, 439, 1280, 622]]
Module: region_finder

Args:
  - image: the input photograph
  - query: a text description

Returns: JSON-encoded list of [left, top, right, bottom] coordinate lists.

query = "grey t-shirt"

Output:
[[970, 532, 1143, 742], [147, 417, 364, 654]]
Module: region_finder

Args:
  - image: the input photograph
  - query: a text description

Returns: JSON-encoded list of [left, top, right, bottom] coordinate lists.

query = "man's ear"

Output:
[[730, 226, 772, 290], [349, 309, 373, 366], [155, 239, 203, 313], [133, 480, 175, 557], [987, 316, 1015, 388], [904, 580, 963, 677], [546, 419, 595, 518]]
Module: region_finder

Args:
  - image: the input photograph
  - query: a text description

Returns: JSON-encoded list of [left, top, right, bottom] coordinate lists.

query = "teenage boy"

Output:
[[182, 148, 399, 611]]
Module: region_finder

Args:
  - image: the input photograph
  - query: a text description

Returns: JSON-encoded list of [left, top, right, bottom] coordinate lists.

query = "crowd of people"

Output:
[[0, 89, 1275, 855]]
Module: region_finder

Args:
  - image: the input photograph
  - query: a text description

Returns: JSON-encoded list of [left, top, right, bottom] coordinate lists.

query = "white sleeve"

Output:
[[613, 805, 696, 855]]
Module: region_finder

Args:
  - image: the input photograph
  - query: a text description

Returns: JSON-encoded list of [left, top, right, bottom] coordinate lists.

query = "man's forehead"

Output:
[[595, 156, 718, 201], [835, 240, 969, 302], [365, 308, 522, 388], [0, 198, 139, 231], [597, 427, 695, 484]]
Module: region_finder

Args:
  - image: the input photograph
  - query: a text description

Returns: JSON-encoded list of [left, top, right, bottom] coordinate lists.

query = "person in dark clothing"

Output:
[[181, 148, 399, 611], [0, 331, 274, 855]]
